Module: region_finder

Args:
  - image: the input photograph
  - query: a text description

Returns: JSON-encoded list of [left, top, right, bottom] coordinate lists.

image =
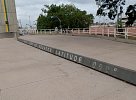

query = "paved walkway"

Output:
[[0, 38, 136, 100], [21, 35, 136, 71]]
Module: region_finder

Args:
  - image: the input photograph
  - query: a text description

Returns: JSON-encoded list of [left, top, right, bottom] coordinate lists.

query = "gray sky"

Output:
[[15, 0, 135, 27]]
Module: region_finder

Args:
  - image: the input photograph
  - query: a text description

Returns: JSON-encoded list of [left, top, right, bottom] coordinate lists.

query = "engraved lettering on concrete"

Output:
[[114, 68, 118, 72], [66, 53, 69, 59], [70, 54, 74, 60], [98, 64, 103, 71], [78, 57, 83, 63], [34, 43, 37, 47], [43, 46, 46, 51], [47, 47, 49, 52], [50, 48, 52, 53], [92, 62, 97, 69], [106, 66, 110, 73], [63, 52, 66, 58], [48, 47, 50, 52], [58, 50, 61, 56], [40, 45, 43, 49], [45, 46, 48, 51], [40, 45, 43, 50], [55, 50, 58, 55], [30, 42, 33, 46], [61, 51, 64, 57], [74, 56, 78, 62]]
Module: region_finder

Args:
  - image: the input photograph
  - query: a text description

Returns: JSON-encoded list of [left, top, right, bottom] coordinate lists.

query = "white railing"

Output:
[[19, 29, 59, 35], [64, 27, 136, 39], [19, 27, 136, 39]]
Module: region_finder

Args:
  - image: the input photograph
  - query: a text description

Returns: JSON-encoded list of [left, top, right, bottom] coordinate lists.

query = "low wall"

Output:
[[18, 38, 136, 86], [0, 32, 15, 39]]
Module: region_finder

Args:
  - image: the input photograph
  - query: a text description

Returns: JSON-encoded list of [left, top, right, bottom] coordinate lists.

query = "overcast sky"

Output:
[[15, 0, 134, 27]]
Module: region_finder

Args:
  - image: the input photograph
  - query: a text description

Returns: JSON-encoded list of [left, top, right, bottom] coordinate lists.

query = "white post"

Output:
[[44, 29, 46, 34], [72, 29, 73, 35], [108, 28, 110, 37], [114, 28, 116, 38], [89, 27, 91, 35], [95, 28, 97, 35], [41, 30, 42, 34], [59, 29, 61, 34], [125, 28, 128, 39], [78, 28, 80, 34], [66, 29, 68, 34], [35, 30, 36, 34], [82, 29, 84, 34], [102, 27, 104, 36], [36, 30, 38, 34], [37, 30, 39, 34], [50, 29, 51, 34]]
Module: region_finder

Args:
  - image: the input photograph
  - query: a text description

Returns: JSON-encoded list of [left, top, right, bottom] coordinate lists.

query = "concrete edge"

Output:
[[18, 38, 136, 86], [69, 34, 136, 45], [90, 35, 136, 45], [0, 32, 15, 39]]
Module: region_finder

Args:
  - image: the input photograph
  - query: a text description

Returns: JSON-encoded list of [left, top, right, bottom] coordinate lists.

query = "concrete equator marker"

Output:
[[18, 38, 136, 86]]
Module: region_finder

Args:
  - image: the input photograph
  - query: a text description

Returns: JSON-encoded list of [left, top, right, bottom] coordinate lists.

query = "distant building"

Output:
[[0, 0, 17, 33]]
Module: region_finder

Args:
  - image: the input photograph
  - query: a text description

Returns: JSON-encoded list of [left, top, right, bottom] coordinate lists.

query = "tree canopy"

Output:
[[125, 4, 136, 26], [95, 0, 136, 26], [37, 4, 94, 29]]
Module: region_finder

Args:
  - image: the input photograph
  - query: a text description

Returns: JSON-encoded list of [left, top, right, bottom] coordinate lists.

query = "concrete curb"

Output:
[[18, 38, 136, 86], [70, 34, 136, 45], [90, 35, 136, 45], [0, 32, 15, 39]]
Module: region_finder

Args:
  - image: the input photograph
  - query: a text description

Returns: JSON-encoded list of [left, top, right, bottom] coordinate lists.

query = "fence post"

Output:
[[35, 30, 36, 34], [72, 29, 73, 35], [49, 29, 51, 34], [36, 30, 38, 34], [89, 27, 91, 35], [125, 28, 128, 39], [66, 29, 68, 34], [95, 28, 97, 35], [43, 29, 45, 34], [108, 28, 110, 37], [78, 28, 80, 34], [83, 28, 85, 34], [40, 30, 42, 34], [114, 28, 116, 38], [102, 27, 104, 36]]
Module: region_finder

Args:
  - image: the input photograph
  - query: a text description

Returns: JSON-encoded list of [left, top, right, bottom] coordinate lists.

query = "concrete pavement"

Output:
[[21, 35, 136, 71], [0, 38, 136, 100]]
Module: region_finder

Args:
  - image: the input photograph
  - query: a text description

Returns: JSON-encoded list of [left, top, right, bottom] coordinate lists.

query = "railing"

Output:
[[19, 29, 58, 35], [127, 27, 136, 37], [19, 27, 136, 39]]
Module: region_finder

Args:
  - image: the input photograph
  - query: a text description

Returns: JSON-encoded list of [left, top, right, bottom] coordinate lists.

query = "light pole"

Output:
[[29, 16, 31, 28], [51, 16, 62, 29]]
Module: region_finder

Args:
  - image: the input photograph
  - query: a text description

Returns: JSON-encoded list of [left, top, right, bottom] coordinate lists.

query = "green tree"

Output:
[[37, 4, 94, 29], [95, 0, 136, 26], [125, 4, 136, 26]]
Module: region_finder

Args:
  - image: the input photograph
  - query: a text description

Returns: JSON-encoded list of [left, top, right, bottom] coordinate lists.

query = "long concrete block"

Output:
[[0, 32, 15, 38], [18, 38, 136, 86]]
